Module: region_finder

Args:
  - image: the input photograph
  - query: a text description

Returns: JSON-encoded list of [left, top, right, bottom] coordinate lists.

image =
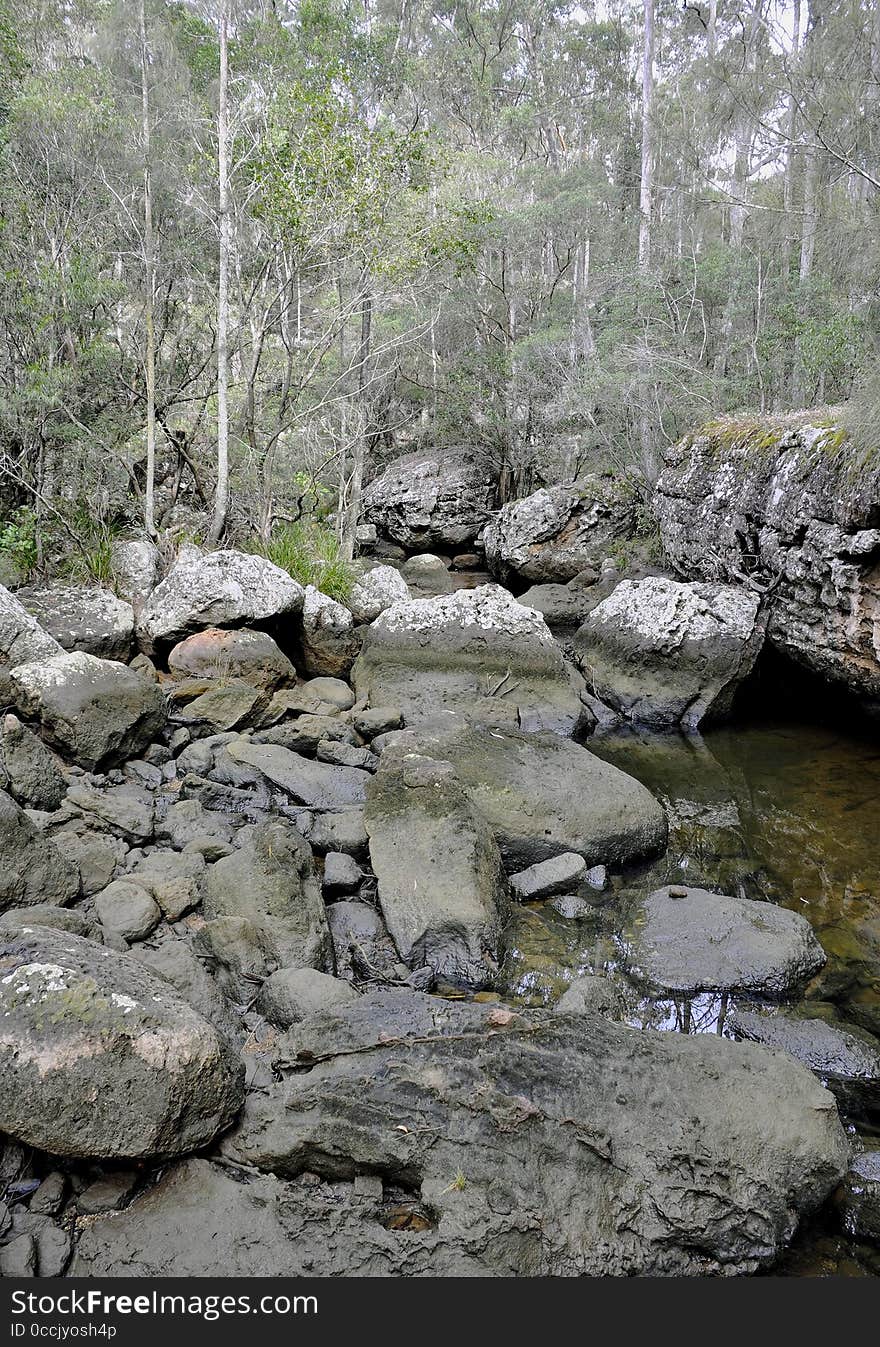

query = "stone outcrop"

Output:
[[484, 474, 635, 585], [360, 447, 498, 551], [0, 926, 243, 1159], [138, 546, 303, 653], [353, 585, 589, 737], [654, 414, 880, 708], [17, 584, 135, 662], [574, 576, 765, 730]]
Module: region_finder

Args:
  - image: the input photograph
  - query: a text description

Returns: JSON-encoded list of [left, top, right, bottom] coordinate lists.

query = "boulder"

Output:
[[0, 583, 62, 667], [94, 879, 161, 944], [225, 739, 369, 811], [298, 586, 360, 679], [255, 967, 357, 1028], [509, 852, 587, 901], [110, 539, 159, 612], [574, 576, 765, 730], [381, 718, 666, 869], [300, 676, 355, 711], [623, 885, 826, 997], [729, 1005, 880, 1117], [0, 926, 243, 1158], [178, 679, 265, 733], [327, 900, 398, 982], [349, 565, 411, 623], [129, 940, 240, 1040], [353, 585, 588, 737], [138, 546, 303, 653], [215, 989, 848, 1275], [0, 904, 96, 940], [364, 750, 508, 989], [0, 791, 80, 911], [130, 849, 205, 921], [256, 714, 356, 755], [517, 572, 599, 634], [17, 584, 134, 661], [0, 713, 66, 810], [168, 627, 296, 691], [484, 475, 635, 585], [322, 851, 363, 897], [66, 784, 154, 843], [400, 553, 455, 597], [654, 415, 880, 709], [8, 652, 165, 769], [360, 447, 498, 551], [838, 1150, 880, 1242], [203, 818, 331, 974]]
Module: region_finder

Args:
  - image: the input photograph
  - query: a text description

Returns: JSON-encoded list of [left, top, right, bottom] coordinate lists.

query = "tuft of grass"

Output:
[[64, 520, 119, 587], [255, 522, 355, 604]]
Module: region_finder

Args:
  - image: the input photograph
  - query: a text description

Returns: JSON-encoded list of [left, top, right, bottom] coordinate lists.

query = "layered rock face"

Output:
[[654, 416, 880, 707], [484, 474, 635, 585], [360, 447, 498, 551], [574, 576, 765, 729]]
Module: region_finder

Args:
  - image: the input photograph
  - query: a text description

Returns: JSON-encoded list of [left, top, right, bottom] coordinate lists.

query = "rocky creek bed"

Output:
[[3, 418, 880, 1277]]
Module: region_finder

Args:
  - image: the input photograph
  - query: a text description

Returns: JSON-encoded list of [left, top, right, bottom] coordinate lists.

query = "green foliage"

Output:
[[63, 516, 118, 587], [255, 522, 355, 603], [0, 506, 37, 577]]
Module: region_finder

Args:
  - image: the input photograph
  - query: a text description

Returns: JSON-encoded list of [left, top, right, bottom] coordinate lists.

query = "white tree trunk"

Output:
[[638, 0, 654, 271], [140, 0, 157, 539], [209, 1, 230, 545]]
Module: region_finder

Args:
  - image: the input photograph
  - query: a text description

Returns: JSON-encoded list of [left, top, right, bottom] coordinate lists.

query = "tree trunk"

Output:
[[341, 278, 372, 563], [638, 0, 654, 271], [209, 2, 230, 545], [139, 0, 157, 539]]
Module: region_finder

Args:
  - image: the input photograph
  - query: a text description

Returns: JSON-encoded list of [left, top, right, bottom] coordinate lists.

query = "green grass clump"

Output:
[[257, 522, 355, 604]]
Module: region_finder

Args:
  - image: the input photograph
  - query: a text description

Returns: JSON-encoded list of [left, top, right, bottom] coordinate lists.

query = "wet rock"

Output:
[[654, 415, 880, 709], [484, 475, 635, 585], [298, 586, 360, 679], [0, 713, 67, 810], [349, 565, 411, 623], [17, 584, 134, 661], [364, 750, 508, 989], [360, 446, 498, 551], [110, 539, 159, 612], [624, 885, 826, 997], [0, 926, 244, 1158], [138, 546, 303, 654], [555, 975, 625, 1018], [255, 967, 357, 1028], [179, 679, 266, 732], [838, 1150, 880, 1242], [574, 576, 765, 730], [0, 582, 62, 667], [225, 740, 368, 811], [517, 574, 598, 634], [384, 718, 666, 869], [0, 791, 80, 911], [509, 853, 587, 901], [327, 901, 398, 982], [9, 652, 165, 769], [203, 819, 331, 974], [168, 628, 296, 691], [353, 585, 588, 737], [95, 879, 161, 943], [215, 989, 848, 1276], [548, 894, 594, 920], [729, 1005, 880, 1116], [322, 851, 363, 897]]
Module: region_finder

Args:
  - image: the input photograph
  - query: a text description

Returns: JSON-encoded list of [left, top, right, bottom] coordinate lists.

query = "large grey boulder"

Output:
[[654, 415, 880, 709], [353, 585, 588, 737], [214, 989, 848, 1276], [624, 885, 826, 997], [0, 791, 80, 911], [8, 652, 165, 769], [138, 546, 303, 653], [111, 538, 159, 613], [256, 967, 357, 1028], [202, 818, 331, 975], [574, 576, 765, 730], [168, 627, 296, 691], [0, 926, 243, 1159], [365, 750, 508, 989], [381, 718, 667, 869], [0, 713, 66, 810], [0, 583, 62, 667], [298, 585, 360, 678], [225, 739, 369, 810], [17, 584, 134, 662], [348, 565, 411, 623], [484, 475, 635, 585], [360, 446, 498, 551]]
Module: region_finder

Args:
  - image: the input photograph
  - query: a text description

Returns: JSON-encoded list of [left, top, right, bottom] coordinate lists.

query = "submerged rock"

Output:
[[484, 475, 634, 585], [213, 989, 848, 1276], [654, 414, 880, 709], [365, 750, 508, 989], [0, 926, 243, 1159], [575, 576, 765, 730], [17, 584, 135, 662], [624, 885, 826, 997], [353, 585, 588, 737], [138, 546, 303, 653], [360, 446, 498, 551], [8, 651, 165, 769]]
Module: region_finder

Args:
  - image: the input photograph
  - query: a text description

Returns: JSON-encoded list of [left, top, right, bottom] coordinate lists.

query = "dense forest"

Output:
[[0, 0, 878, 579]]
